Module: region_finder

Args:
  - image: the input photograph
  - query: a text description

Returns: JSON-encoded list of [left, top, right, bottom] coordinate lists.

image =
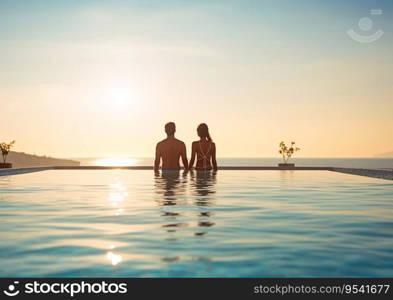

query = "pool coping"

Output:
[[0, 167, 53, 176], [0, 166, 392, 180], [330, 167, 393, 181]]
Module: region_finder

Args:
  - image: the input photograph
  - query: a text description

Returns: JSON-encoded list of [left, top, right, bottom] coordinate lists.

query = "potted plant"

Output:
[[0, 140, 15, 168], [278, 141, 300, 169]]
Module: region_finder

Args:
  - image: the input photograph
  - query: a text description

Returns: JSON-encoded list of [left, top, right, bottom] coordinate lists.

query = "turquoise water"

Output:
[[0, 170, 392, 277]]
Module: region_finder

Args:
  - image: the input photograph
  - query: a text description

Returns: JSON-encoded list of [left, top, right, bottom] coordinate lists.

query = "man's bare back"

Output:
[[154, 122, 188, 171]]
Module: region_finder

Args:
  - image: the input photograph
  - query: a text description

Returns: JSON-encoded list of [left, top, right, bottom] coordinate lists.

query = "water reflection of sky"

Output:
[[0, 170, 392, 277]]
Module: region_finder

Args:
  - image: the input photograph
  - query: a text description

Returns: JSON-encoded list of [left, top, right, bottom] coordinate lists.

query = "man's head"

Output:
[[165, 122, 176, 136]]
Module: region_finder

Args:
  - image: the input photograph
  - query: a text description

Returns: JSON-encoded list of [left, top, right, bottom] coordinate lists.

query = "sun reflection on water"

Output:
[[107, 178, 128, 213], [93, 157, 139, 166], [106, 251, 123, 266]]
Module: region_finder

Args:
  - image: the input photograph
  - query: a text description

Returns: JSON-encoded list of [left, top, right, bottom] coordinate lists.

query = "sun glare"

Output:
[[93, 158, 138, 166], [105, 84, 134, 109]]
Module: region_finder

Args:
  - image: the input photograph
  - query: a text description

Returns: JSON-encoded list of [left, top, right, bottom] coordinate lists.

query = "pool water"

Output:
[[0, 170, 392, 277]]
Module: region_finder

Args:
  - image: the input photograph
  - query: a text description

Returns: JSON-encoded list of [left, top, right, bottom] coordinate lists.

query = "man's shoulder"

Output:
[[157, 138, 184, 146], [173, 138, 185, 145], [156, 139, 167, 146]]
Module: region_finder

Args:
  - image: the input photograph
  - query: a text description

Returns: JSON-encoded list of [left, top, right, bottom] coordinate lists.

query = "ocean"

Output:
[[74, 157, 393, 169]]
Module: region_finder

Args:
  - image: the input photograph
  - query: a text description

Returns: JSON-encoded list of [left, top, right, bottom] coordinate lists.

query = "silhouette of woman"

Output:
[[189, 123, 217, 171]]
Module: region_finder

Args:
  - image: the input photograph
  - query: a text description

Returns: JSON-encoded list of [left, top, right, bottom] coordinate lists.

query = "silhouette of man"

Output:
[[154, 122, 189, 172]]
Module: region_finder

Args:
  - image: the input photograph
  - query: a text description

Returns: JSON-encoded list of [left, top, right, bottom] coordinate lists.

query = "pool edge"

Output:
[[1, 166, 392, 181]]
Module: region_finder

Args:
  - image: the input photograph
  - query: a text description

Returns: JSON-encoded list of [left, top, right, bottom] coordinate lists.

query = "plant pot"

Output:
[[278, 163, 295, 169], [0, 163, 12, 168]]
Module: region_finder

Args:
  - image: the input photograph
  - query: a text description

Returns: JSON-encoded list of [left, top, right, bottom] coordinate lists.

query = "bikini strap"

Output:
[[198, 140, 212, 170]]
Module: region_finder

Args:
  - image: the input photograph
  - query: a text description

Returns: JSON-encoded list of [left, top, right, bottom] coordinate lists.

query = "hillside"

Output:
[[6, 152, 80, 168], [375, 151, 393, 158]]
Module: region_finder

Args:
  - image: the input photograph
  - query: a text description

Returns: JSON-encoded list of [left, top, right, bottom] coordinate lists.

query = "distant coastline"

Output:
[[8, 151, 80, 168], [6, 154, 392, 169], [375, 151, 393, 158]]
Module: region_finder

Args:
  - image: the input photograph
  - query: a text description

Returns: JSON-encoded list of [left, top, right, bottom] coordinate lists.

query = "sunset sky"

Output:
[[1, 0, 392, 158]]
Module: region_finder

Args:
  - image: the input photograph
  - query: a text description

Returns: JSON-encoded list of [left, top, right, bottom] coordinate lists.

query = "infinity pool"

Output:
[[0, 170, 392, 277]]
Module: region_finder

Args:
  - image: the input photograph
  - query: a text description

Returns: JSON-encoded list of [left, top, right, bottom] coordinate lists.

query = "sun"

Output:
[[105, 84, 133, 109]]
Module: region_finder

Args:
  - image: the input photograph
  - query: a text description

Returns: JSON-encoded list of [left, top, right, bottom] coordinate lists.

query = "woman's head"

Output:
[[197, 123, 212, 142]]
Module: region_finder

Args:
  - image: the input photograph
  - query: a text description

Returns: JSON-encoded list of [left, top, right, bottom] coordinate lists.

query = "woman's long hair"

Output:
[[197, 123, 212, 142]]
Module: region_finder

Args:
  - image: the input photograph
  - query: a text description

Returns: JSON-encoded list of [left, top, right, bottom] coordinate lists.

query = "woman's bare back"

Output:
[[193, 140, 216, 170]]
